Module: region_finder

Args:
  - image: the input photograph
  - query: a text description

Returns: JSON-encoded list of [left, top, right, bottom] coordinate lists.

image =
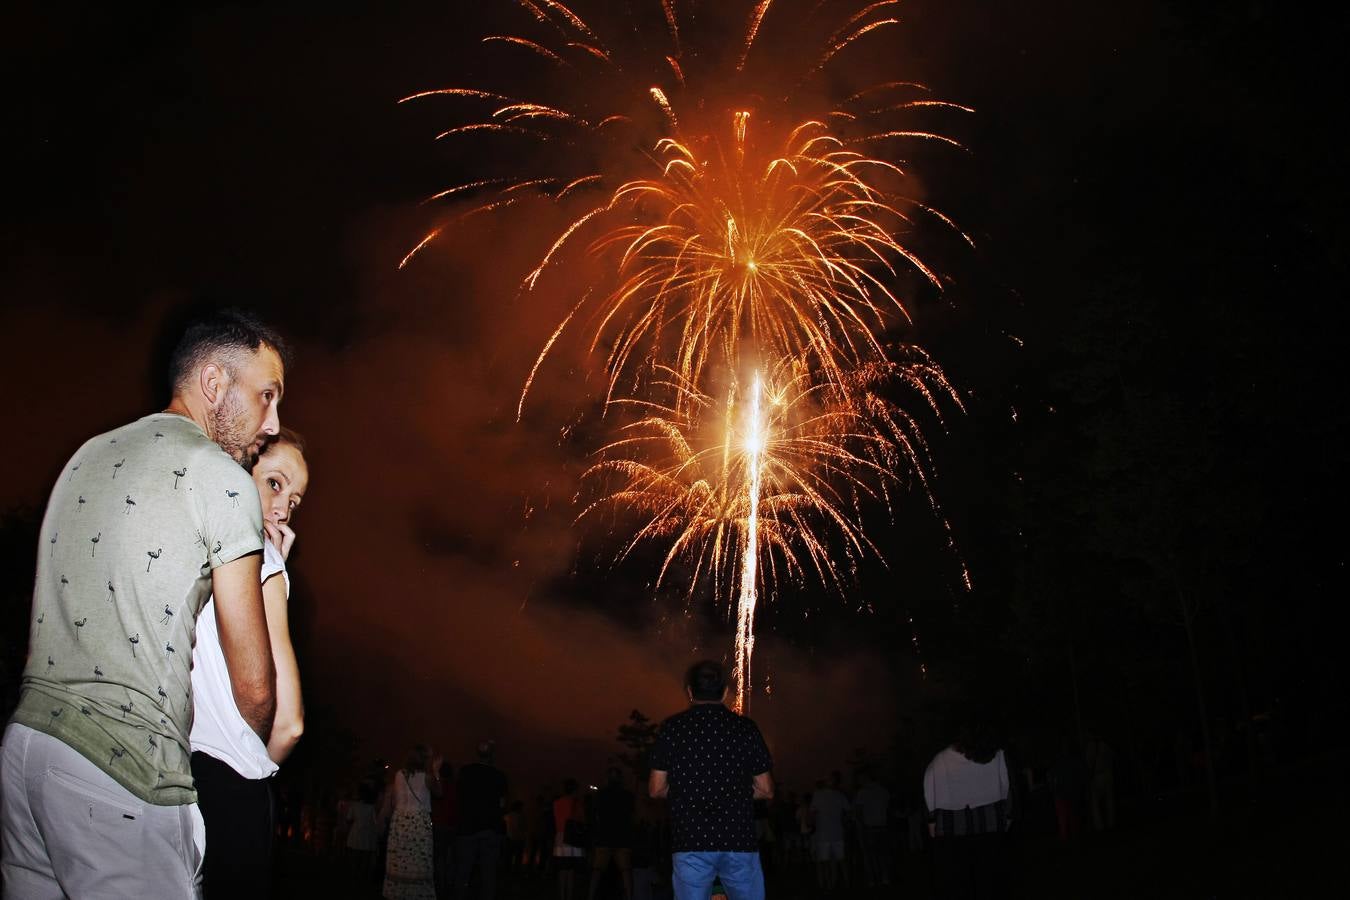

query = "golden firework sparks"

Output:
[[404, 0, 972, 703], [576, 351, 960, 708], [401, 3, 973, 408]]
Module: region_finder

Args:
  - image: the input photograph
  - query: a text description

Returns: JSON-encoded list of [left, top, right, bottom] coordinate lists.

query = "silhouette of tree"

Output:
[[615, 709, 660, 779]]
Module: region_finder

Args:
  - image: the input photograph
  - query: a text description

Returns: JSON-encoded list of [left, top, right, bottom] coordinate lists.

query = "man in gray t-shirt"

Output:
[[2, 309, 288, 899]]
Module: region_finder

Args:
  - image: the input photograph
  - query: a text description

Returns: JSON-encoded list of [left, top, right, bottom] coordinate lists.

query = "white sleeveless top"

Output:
[[391, 771, 431, 813], [189, 540, 287, 779]]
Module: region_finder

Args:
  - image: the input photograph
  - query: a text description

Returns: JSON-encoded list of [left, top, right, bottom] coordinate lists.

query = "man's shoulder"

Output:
[[737, 711, 765, 730], [179, 432, 251, 487], [659, 707, 693, 728], [120, 413, 207, 452], [96, 413, 251, 494], [59, 418, 148, 473]]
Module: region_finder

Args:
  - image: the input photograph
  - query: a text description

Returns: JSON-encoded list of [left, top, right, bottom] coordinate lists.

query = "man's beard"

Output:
[[209, 385, 262, 468]]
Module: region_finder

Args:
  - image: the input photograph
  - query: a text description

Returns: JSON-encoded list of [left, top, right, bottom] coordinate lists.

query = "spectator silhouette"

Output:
[[589, 766, 636, 900], [505, 799, 527, 876], [432, 761, 456, 898], [1048, 739, 1086, 843], [649, 660, 774, 900], [345, 777, 379, 882], [854, 772, 892, 887], [810, 774, 851, 891], [923, 713, 1012, 900], [384, 744, 443, 900], [1084, 734, 1116, 831], [454, 741, 507, 900], [553, 778, 586, 900]]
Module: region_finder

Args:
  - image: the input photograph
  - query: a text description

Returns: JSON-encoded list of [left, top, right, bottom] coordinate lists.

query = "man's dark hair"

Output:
[[685, 660, 726, 701], [167, 307, 290, 393]]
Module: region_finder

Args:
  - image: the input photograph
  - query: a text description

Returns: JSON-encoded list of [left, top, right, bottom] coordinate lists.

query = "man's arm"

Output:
[[648, 769, 669, 799], [212, 552, 276, 742], [752, 771, 774, 800]]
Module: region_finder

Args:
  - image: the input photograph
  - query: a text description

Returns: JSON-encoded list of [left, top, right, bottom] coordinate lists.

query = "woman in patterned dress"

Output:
[[383, 744, 442, 900]]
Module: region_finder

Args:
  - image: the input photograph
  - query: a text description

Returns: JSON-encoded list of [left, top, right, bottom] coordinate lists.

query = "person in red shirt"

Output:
[[553, 779, 587, 900]]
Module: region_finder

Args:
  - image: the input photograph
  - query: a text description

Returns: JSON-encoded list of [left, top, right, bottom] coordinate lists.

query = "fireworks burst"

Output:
[[404, 0, 971, 710], [577, 351, 960, 707]]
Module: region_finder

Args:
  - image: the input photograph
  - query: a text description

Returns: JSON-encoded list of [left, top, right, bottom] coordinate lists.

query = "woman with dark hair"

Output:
[[922, 714, 1012, 900], [383, 744, 443, 900]]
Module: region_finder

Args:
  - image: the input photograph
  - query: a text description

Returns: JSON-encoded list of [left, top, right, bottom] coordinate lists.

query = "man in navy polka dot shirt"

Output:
[[649, 660, 774, 900]]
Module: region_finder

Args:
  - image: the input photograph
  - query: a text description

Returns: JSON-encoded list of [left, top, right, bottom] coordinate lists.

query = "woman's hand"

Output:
[[264, 520, 297, 560]]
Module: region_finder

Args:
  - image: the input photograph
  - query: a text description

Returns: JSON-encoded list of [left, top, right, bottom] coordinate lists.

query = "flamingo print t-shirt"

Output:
[[11, 413, 263, 806]]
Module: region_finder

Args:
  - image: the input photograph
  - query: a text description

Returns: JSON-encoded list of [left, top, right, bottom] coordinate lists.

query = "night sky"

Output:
[[2, 0, 1344, 793]]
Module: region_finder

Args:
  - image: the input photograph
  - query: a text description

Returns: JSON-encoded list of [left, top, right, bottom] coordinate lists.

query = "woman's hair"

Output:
[[953, 710, 1000, 765], [248, 426, 308, 475], [267, 426, 307, 457], [405, 744, 431, 773], [562, 777, 578, 795]]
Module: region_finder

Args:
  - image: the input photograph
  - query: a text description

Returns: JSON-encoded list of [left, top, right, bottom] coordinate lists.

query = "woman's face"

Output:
[[252, 442, 309, 526]]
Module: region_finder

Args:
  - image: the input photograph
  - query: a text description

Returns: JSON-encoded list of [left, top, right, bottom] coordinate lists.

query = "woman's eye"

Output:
[[268, 478, 280, 491]]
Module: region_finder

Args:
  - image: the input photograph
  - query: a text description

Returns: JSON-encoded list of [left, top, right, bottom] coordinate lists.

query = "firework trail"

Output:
[[403, 0, 971, 709], [735, 372, 764, 710], [576, 353, 960, 708]]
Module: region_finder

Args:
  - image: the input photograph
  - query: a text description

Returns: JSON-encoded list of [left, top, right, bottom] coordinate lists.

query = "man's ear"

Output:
[[200, 362, 226, 406], [686, 686, 694, 702]]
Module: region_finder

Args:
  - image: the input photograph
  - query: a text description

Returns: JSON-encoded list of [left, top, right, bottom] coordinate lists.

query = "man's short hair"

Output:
[[167, 307, 290, 393], [685, 660, 726, 701]]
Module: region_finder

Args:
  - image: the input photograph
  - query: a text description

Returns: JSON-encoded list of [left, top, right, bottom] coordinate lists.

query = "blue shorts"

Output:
[[672, 851, 764, 900]]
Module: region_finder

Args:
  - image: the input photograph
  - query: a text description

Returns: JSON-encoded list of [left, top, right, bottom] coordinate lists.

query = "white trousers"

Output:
[[1, 723, 204, 899]]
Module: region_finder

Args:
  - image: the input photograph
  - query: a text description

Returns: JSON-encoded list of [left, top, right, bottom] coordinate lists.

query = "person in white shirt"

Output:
[[809, 773, 851, 891], [190, 428, 310, 897], [922, 717, 1012, 900]]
